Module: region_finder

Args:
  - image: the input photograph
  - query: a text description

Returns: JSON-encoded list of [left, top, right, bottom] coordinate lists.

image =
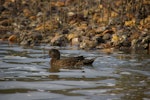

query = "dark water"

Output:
[[0, 42, 150, 100]]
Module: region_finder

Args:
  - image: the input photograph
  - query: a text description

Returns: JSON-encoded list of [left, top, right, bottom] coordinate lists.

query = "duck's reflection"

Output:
[[49, 66, 60, 72], [49, 65, 84, 80], [49, 66, 59, 80]]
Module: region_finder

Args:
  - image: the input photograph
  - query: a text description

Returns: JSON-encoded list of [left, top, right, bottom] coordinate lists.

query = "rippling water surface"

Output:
[[0, 42, 150, 100]]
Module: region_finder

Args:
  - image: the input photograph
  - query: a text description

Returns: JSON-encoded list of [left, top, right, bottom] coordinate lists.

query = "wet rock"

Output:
[[31, 32, 42, 41], [80, 39, 97, 49], [19, 31, 42, 46], [20, 38, 32, 46], [51, 34, 68, 46], [30, 32, 43, 45], [1, 34, 10, 41], [96, 41, 112, 49]]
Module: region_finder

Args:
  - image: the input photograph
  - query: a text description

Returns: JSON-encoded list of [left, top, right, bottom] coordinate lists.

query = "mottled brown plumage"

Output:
[[49, 49, 94, 70]]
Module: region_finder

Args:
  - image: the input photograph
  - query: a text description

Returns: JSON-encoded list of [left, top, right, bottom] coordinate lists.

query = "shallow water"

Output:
[[0, 42, 150, 100]]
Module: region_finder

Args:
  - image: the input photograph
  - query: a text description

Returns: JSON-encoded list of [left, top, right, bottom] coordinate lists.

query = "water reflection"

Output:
[[0, 42, 150, 100]]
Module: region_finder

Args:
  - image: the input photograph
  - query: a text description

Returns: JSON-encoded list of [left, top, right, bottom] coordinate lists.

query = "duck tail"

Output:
[[83, 58, 95, 65]]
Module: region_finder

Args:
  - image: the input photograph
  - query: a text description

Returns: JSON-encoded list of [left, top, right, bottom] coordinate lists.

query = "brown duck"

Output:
[[49, 49, 95, 70]]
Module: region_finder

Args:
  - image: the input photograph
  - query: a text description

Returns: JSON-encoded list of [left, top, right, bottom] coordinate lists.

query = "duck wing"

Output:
[[68, 56, 84, 61], [75, 58, 95, 66], [82, 58, 95, 65]]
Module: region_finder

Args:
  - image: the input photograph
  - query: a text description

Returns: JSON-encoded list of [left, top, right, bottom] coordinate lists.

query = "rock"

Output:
[[19, 31, 42, 46], [23, 8, 32, 17], [80, 39, 97, 49], [136, 4, 150, 20], [51, 34, 68, 46], [67, 12, 75, 17], [8, 34, 17, 42], [0, 25, 12, 31], [71, 37, 80, 46], [0, 19, 12, 26], [1, 34, 10, 41], [142, 35, 150, 49], [65, 0, 76, 5], [131, 39, 137, 49], [0, 6, 6, 14], [55, 1, 65, 7], [20, 38, 32, 46], [62, 29, 69, 34], [102, 33, 111, 40], [95, 26, 106, 33], [31, 33, 42, 41], [102, 30, 114, 35], [111, 34, 119, 44], [124, 19, 136, 27], [67, 33, 78, 41], [30, 32, 43, 45], [121, 40, 131, 47], [92, 35, 105, 44]]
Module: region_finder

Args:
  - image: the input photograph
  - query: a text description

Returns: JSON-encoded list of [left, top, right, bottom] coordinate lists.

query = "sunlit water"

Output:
[[0, 42, 150, 100]]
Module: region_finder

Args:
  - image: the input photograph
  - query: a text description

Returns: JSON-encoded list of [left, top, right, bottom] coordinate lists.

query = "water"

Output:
[[0, 42, 150, 100]]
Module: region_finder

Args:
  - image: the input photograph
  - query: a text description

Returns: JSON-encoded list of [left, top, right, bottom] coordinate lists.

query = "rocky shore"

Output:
[[0, 0, 150, 51]]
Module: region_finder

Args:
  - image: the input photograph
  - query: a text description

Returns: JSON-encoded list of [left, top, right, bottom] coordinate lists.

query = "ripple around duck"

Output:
[[0, 43, 150, 100]]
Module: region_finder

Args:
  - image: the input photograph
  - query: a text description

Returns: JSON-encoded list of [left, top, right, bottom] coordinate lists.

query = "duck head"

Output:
[[49, 49, 60, 60]]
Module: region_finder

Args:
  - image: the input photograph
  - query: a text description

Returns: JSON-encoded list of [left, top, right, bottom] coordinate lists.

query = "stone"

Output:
[[51, 35, 68, 46], [111, 34, 119, 43], [31, 33, 42, 41], [8, 35, 17, 42], [67, 33, 78, 41], [71, 37, 80, 46], [80, 39, 97, 49], [102, 33, 111, 40]]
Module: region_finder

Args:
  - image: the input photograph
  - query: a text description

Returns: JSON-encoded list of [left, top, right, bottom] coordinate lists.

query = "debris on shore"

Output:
[[0, 0, 149, 51]]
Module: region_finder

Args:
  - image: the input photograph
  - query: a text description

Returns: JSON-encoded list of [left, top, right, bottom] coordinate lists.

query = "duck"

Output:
[[49, 49, 95, 70]]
